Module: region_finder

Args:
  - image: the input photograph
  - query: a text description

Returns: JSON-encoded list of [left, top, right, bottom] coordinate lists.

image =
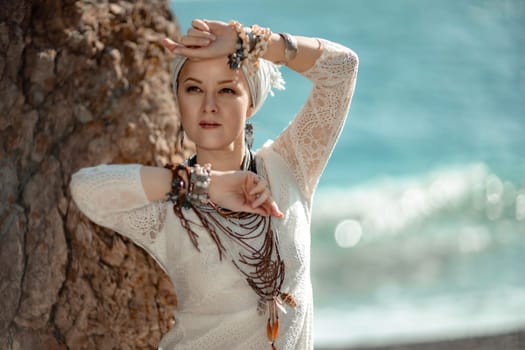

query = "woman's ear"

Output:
[[246, 105, 255, 118]]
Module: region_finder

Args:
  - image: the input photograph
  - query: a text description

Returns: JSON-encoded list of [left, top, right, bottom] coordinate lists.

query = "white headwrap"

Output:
[[171, 55, 285, 115]]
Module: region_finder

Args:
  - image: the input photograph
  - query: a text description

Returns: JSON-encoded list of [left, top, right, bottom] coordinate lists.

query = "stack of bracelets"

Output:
[[164, 163, 212, 209], [227, 20, 272, 75]]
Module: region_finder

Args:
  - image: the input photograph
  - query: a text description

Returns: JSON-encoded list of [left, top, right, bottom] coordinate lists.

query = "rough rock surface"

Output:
[[0, 1, 182, 348]]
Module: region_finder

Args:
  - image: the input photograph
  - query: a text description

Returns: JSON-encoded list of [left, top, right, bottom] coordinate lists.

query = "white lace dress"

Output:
[[70, 39, 358, 350]]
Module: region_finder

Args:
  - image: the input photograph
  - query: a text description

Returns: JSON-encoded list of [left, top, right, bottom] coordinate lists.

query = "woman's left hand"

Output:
[[162, 19, 238, 60], [209, 170, 284, 218]]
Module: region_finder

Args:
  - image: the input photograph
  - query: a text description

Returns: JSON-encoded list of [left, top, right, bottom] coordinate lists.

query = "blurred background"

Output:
[[170, 0, 525, 348]]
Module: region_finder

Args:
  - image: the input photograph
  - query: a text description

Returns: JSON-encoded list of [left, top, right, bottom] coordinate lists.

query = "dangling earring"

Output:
[[179, 125, 185, 150], [245, 122, 254, 151]]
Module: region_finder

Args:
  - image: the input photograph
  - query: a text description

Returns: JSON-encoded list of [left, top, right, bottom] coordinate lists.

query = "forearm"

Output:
[[70, 164, 150, 223], [165, 20, 325, 73], [140, 166, 172, 202], [263, 33, 322, 73], [140, 165, 229, 203], [71, 164, 168, 256]]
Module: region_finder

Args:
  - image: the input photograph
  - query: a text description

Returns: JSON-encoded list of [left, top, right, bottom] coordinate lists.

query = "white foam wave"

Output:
[[313, 162, 523, 242]]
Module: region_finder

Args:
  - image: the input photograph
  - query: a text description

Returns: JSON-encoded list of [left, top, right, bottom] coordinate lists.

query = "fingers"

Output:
[[187, 27, 216, 41], [184, 19, 216, 46], [161, 38, 210, 58], [249, 198, 283, 218], [268, 201, 284, 218], [258, 199, 284, 218], [251, 187, 270, 208], [162, 38, 207, 55], [163, 18, 237, 60], [161, 38, 180, 51], [191, 19, 210, 32], [181, 28, 213, 47], [248, 174, 268, 199], [248, 176, 268, 196], [161, 20, 216, 54], [202, 19, 228, 32], [179, 35, 213, 48], [247, 174, 284, 218]]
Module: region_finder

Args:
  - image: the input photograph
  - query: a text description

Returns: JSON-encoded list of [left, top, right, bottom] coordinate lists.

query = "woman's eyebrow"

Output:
[[182, 78, 237, 85], [182, 77, 202, 84], [218, 79, 237, 85]]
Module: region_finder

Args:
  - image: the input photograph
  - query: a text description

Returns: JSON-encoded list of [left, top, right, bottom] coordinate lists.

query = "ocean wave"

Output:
[[313, 162, 525, 245], [310, 162, 525, 338]]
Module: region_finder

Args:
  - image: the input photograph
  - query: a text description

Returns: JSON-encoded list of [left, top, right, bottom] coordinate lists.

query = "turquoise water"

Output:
[[170, 0, 525, 346]]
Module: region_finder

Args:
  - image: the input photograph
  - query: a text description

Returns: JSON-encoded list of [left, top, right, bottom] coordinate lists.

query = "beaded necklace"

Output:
[[169, 148, 296, 349]]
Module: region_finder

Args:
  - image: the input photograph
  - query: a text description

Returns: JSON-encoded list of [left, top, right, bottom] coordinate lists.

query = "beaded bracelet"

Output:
[[227, 20, 271, 75], [187, 163, 212, 205], [165, 164, 190, 207], [164, 163, 212, 208], [228, 35, 245, 69], [228, 20, 249, 70], [247, 24, 271, 74]]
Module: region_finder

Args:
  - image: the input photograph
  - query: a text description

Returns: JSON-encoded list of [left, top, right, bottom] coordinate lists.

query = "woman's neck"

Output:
[[194, 145, 245, 171]]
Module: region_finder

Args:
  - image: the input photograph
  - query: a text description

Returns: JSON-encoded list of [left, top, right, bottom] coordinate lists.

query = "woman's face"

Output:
[[177, 57, 254, 152]]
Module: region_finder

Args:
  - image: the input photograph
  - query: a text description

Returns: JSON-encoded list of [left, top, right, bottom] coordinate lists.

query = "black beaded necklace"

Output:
[[186, 146, 257, 173]]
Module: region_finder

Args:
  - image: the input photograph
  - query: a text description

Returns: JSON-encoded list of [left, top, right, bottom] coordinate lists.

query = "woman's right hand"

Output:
[[209, 170, 284, 218], [162, 19, 238, 61]]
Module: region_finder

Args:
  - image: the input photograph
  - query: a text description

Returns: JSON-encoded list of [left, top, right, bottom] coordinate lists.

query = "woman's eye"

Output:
[[186, 86, 201, 93], [220, 88, 236, 94]]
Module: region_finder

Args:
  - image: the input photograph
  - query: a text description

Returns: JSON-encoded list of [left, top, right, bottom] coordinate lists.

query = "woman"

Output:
[[71, 19, 358, 350]]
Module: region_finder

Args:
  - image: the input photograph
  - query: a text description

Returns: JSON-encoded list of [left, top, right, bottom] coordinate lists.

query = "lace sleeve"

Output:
[[272, 39, 359, 200], [70, 164, 167, 248]]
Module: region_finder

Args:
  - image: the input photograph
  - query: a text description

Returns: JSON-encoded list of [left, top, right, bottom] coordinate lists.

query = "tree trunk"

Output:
[[0, 1, 182, 348]]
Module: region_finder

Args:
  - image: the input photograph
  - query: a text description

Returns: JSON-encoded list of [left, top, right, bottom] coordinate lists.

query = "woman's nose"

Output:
[[203, 93, 217, 113]]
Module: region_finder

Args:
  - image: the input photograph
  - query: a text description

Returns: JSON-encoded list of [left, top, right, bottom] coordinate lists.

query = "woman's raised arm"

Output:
[[162, 19, 322, 73]]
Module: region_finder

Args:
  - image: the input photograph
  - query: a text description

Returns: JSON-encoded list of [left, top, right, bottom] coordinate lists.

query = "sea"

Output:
[[169, 0, 525, 347]]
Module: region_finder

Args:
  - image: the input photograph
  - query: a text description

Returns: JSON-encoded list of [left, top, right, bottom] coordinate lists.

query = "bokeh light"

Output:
[[334, 219, 363, 248]]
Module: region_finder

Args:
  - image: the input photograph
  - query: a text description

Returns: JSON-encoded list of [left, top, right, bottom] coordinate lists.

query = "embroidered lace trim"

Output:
[[273, 39, 358, 200], [70, 164, 167, 245]]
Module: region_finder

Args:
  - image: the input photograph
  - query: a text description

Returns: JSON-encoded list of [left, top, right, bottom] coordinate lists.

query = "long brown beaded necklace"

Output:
[[168, 149, 296, 349]]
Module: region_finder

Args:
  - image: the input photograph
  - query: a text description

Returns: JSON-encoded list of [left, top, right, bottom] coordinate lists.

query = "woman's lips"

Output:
[[199, 121, 221, 129]]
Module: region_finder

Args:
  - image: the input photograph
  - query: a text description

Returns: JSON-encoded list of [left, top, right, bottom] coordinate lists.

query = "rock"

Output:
[[0, 205, 26, 333], [24, 48, 57, 105], [0, 0, 181, 348], [16, 157, 67, 329]]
